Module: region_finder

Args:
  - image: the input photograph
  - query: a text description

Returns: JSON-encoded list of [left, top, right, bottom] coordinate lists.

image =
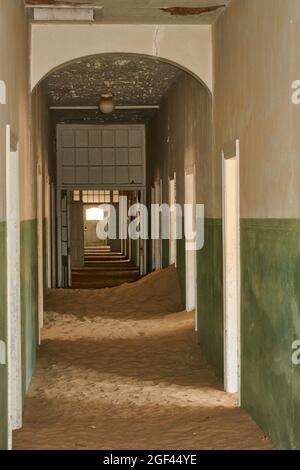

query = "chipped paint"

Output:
[[44, 53, 183, 124], [25, 1, 230, 24], [160, 6, 226, 16]]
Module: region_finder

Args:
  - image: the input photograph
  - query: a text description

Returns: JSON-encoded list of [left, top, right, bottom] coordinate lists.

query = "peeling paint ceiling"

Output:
[[25, 0, 230, 24], [44, 54, 184, 124]]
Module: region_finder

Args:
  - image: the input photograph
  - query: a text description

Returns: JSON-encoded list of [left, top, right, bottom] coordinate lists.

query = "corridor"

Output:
[[14, 267, 271, 450], [2, 0, 300, 453], [72, 246, 141, 289]]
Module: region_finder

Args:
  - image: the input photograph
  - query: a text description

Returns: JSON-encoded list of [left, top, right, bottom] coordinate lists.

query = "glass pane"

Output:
[[73, 190, 80, 201]]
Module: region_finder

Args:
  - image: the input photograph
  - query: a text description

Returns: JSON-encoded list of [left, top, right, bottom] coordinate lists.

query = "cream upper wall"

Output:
[[0, 0, 33, 221], [30, 24, 212, 91], [213, 0, 300, 219], [148, 73, 212, 215]]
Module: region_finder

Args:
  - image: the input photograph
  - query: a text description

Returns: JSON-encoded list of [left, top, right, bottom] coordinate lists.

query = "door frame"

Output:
[[6, 125, 22, 448], [45, 175, 52, 289], [139, 188, 147, 275], [51, 182, 57, 288], [153, 180, 162, 270], [57, 189, 71, 288], [168, 172, 177, 267], [37, 162, 44, 341], [185, 166, 197, 329], [70, 199, 85, 274], [222, 139, 241, 397]]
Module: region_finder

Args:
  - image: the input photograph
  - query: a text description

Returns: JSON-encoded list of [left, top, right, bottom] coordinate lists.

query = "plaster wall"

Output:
[[0, 0, 31, 221], [213, 0, 300, 449], [30, 24, 212, 91], [0, 0, 32, 450], [0, 1, 52, 449], [147, 73, 219, 358], [213, 0, 300, 219]]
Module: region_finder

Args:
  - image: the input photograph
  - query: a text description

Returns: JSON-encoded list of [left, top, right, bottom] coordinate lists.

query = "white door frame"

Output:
[[45, 176, 52, 289], [185, 166, 197, 325], [56, 188, 62, 287], [169, 172, 177, 267], [6, 125, 22, 448], [222, 139, 241, 396], [51, 182, 56, 287], [37, 162, 44, 342], [153, 180, 162, 270], [151, 186, 155, 270], [139, 189, 147, 275]]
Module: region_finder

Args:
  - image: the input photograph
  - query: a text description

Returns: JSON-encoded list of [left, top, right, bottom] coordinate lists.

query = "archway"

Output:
[[30, 24, 212, 91], [33, 52, 212, 294]]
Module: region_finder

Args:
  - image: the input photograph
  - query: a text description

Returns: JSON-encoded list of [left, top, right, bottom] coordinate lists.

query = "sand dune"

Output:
[[14, 266, 272, 450]]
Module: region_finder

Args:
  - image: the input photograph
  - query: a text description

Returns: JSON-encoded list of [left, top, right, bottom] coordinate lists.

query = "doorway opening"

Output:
[[222, 140, 241, 396], [58, 188, 142, 289]]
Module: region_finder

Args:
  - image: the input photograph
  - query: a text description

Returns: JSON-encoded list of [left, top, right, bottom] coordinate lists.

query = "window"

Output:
[[81, 190, 111, 203], [113, 190, 119, 203], [73, 190, 116, 203], [103, 191, 111, 203], [73, 190, 80, 201]]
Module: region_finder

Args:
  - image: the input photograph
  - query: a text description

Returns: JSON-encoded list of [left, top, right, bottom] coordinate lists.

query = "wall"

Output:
[[147, 73, 220, 368], [213, 0, 300, 449], [30, 24, 212, 91], [0, 0, 31, 449], [0, 222, 7, 449], [32, 83, 53, 293], [0, 0, 52, 449]]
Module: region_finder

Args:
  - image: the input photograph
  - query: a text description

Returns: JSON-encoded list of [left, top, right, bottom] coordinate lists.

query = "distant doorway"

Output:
[[57, 189, 142, 289]]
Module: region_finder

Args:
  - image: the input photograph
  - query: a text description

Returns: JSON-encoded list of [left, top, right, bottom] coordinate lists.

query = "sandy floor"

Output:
[[14, 266, 272, 450]]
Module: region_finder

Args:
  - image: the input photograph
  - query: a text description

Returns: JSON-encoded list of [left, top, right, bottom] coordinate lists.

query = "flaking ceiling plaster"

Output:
[[44, 54, 184, 124], [25, 0, 230, 25]]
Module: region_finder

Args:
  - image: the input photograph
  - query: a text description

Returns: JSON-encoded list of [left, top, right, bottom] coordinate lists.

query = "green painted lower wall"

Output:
[[0, 222, 8, 450], [176, 237, 186, 306], [0, 219, 38, 449], [20, 219, 38, 400], [241, 219, 300, 450], [162, 239, 169, 269], [196, 218, 300, 448], [197, 218, 224, 379]]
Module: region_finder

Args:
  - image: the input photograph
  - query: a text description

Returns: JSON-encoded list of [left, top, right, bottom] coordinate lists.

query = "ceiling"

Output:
[[44, 54, 184, 124], [25, 1, 230, 25]]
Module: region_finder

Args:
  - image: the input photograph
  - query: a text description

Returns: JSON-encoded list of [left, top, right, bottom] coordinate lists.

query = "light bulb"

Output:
[[99, 95, 115, 114]]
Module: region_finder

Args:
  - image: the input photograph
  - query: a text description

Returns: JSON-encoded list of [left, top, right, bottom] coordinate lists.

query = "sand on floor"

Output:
[[14, 266, 272, 450]]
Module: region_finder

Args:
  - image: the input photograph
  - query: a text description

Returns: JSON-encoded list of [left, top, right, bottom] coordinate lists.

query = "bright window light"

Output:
[[86, 207, 104, 221]]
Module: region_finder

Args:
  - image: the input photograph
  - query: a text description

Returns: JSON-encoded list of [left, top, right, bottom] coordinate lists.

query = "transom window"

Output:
[[72, 190, 119, 204]]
